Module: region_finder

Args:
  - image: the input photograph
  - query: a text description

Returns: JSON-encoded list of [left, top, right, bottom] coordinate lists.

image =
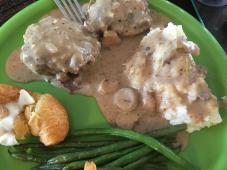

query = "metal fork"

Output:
[[54, 0, 87, 24]]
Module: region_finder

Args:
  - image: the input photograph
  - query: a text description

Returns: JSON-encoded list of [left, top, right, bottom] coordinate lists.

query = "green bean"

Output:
[[73, 128, 197, 170], [48, 140, 139, 164], [63, 146, 141, 170], [30, 164, 65, 170], [28, 148, 84, 156], [9, 147, 84, 155], [12, 141, 113, 150], [140, 163, 167, 170], [73, 125, 186, 139], [9, 148, 91, 159], [98, 167, 125, 170], [123, 154, 155, 170], [147, 124, 186, 137], [9, 144, 44, 152], [52, 141, 113, 148], [68, 134, 124, 142], [150, 154, 168, 163], [10, 153, 49, 163], [123, 153, 168, 170], [9, 142, 115, 160], [106, 146, 152, 167]]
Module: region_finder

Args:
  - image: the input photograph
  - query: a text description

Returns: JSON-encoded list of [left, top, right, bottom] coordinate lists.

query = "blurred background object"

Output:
[[193, 0, 227, 53], [0, 0, 226, 53], [0, 0, 36, 25], [197, 0, 227, 7]]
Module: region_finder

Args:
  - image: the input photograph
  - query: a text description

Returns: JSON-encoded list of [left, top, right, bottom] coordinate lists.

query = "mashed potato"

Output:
[[125, 23, 222, 132]]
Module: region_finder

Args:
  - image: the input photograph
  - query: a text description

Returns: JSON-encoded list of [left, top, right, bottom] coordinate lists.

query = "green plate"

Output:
[[0, 0, 227, 169]]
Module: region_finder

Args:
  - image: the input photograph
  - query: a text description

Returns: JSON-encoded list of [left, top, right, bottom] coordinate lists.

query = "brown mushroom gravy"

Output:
[[77, 33, 170, 131], [6, 49, 42, 82], [6, 10, 171, 132]]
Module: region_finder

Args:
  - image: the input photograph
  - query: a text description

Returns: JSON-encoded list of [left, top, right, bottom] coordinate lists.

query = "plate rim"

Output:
[[0, 0, 227, 170]]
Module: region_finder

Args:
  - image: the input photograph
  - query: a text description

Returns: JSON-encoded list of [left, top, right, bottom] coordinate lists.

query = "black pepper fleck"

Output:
[[145, 46, 150, 51]]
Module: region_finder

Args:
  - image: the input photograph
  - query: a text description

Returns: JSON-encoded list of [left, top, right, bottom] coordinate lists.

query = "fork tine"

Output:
[[72, 0, 87, 21], [54, 0, 72, 21], [54, 0, 85, 24], [61, 0, 80, 22], [67, 0, 83, 23]]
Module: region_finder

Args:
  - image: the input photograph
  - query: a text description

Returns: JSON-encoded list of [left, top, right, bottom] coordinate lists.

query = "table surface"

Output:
[[0, 0, 226, 53], [170, 0, 227, 53]]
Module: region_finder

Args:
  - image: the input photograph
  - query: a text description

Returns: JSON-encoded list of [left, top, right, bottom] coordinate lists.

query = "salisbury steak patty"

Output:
[[21, 16, 101, 91]]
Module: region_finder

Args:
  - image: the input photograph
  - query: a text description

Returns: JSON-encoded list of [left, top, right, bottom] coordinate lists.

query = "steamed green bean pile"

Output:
[[8, 125, 198, 170]]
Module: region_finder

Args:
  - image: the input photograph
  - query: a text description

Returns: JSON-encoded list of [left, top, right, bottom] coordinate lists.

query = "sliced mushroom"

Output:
[[98, 79, 119, 95], [116, 113, 139, 129], [142, 92, 156, 113], [114, 88, 139, 112]]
